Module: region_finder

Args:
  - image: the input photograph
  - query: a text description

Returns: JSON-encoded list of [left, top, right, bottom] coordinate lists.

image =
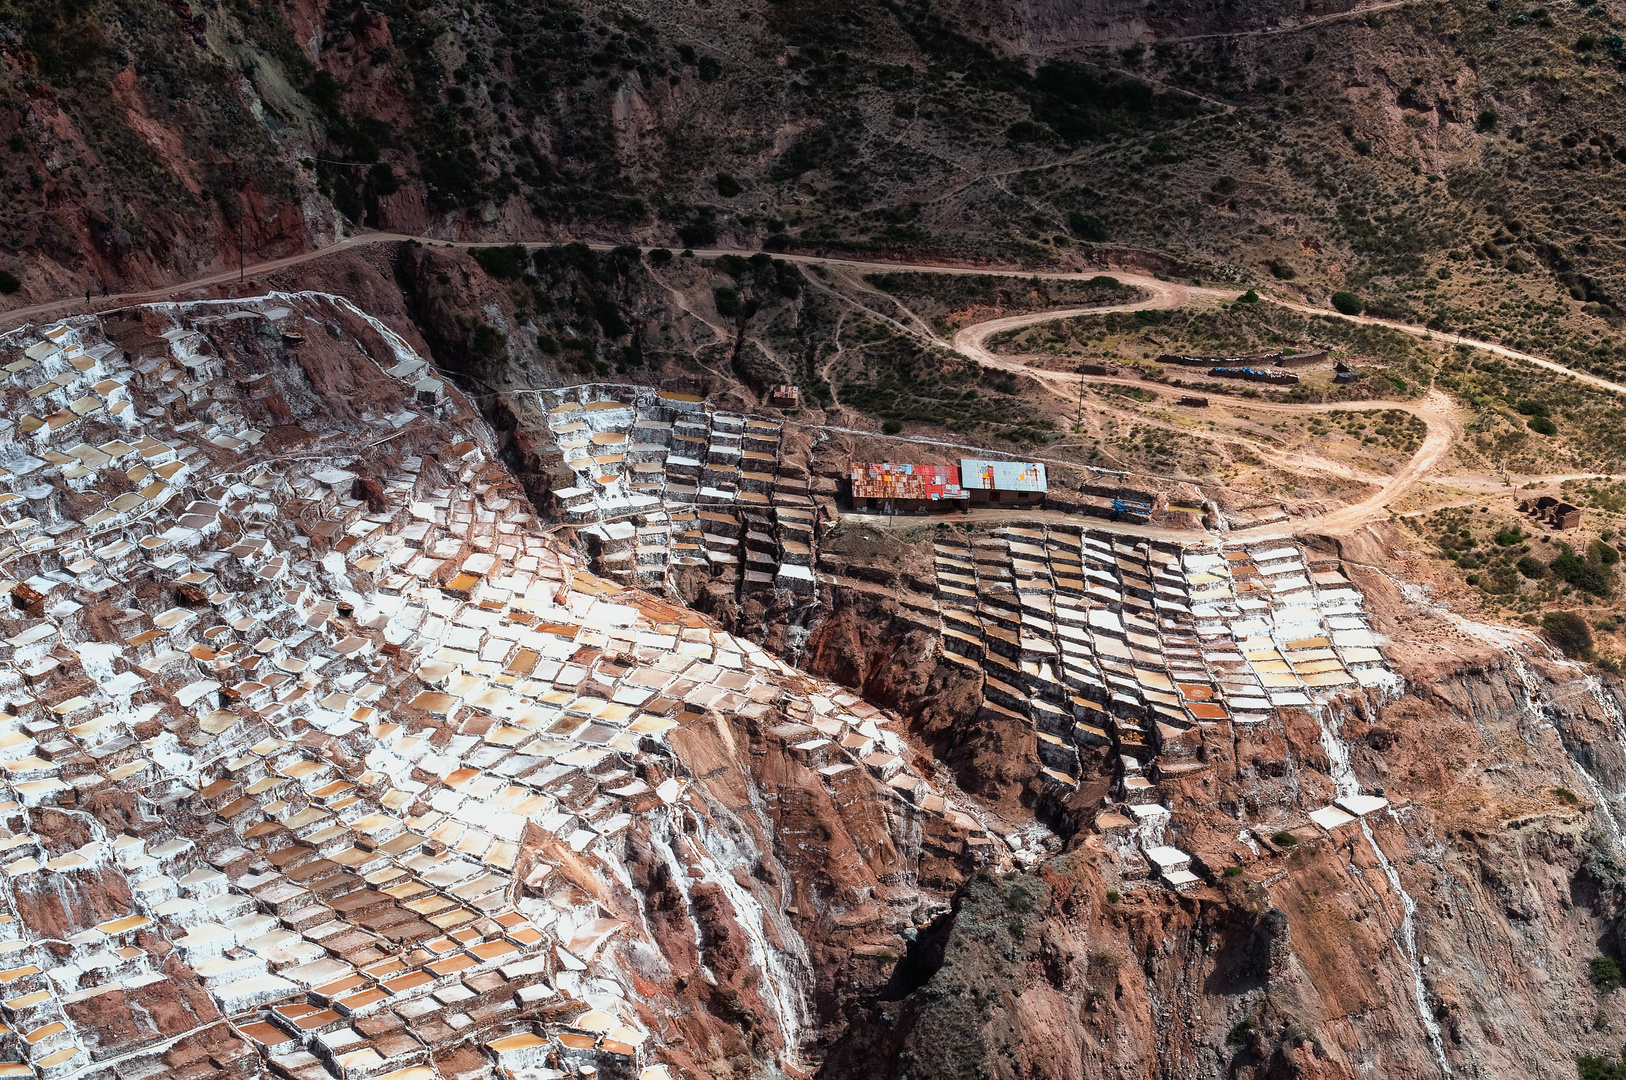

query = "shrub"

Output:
[[1516, 400, 1550, 417], [367, 163, 399, 196], [1223, 864, 1244, 877], [713, 287, 741, 317], [1270, 260, 1297, 280], [1528, 415, 1557, 435], [470, 245, 528, 280], [715, 173, 742, 197], [1595, 540, 1621, 567], [1105, 890, 1120, 903], [678, 220, 717, 248], [1517, 555, 1547, 579], [1554, 787, 1580, 806], [1544, 610, 1597, 658], [1495, 528, 1524, 546], [883, 419, 903, 434], [1578, 1054, 1626, 1080], [0, 270, 18, 295], [1476, 108, 1499, 133], [1272, 831, 1299, 847], [592, 297, 628, 336], [697, 56, 722, 81], [1068, 211, 1108, 242], [1591, 956, 1623, 992], [1551, 552, 1613, 597], [1227, 1019, 1255, 1045], [648, 248, 673, 266], [470, 322, 505, 358], [536, 332, 560, 354], [1005, 120, 1053, 144], [1211, 176, 1238, 195], [1239, 288, 1259, 303], [1331, 291, 1363, 315]]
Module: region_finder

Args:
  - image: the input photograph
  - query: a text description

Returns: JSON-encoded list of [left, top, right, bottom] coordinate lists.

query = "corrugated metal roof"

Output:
[[851, 463, 966, 501], [959, 459, 1047, 493]]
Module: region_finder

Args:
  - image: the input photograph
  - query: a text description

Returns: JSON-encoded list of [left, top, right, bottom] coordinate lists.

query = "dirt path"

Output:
[[945, 294, 1465, 536], [0, 228, 1610, 539]]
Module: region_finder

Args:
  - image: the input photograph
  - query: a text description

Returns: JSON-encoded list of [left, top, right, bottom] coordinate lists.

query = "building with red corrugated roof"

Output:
[[850, 463, 967, 513]]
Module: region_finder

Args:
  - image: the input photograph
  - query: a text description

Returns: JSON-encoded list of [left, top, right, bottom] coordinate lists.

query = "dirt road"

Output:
[[0, 228, 1607, 540]]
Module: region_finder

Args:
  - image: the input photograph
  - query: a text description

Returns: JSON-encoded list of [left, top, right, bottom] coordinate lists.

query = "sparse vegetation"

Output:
[[1545, 610, 1597, 659], [865, 272, 1139, 335]]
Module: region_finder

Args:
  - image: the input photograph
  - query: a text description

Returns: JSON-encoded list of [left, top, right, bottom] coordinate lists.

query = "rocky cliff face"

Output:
[[5, 257, 1626, 1080], [793, 528, 1626, 1080]]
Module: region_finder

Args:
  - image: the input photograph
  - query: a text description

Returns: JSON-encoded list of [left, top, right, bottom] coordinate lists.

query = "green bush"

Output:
[[1544, 610, 1597, 658], [1226, 1019, 1254, 1044], [1516, 400, 1550, 417], [1239, 288, 1259, 304], [367, 163, 399, 196], [0, 270, 18, 295], [1005, 120, 1054, 145], [1331, 291, 1363, 315], [1590, 956, 1622, 992], [1211, 176, 1238, 195], [470, 245, 528, 280], [715, 173, 742, 197], [1551, 552, 1613, 597], [678, 220, 717, 248], [1270, 260, 1297, 280], [592, 297, 628, 337], [536, 332, 560, 355], [1595, 540, 1621, 567], [1517, 555, 1547, 579], [1067, 211, 1108, 242], [1272, 831, 1299, 847], [883, 419, 903, 434], [1476, 109, 1499, 133], [1528, 415, 1558, 435], [470, 322, 505, 358], [1579, 1055, 1626, 1080], [648, 248, 673, 267], [713, 287, 741, 317], [1223, 864, 1244, 877]]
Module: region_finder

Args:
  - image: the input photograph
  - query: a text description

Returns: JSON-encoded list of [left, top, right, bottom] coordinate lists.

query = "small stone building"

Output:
[[1518, 495, 1581, 530]]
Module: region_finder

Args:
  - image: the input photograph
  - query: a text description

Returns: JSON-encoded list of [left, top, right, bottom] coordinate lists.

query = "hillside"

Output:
[[8, 2, 1626, 1080], [0, 0, 1622, 384]]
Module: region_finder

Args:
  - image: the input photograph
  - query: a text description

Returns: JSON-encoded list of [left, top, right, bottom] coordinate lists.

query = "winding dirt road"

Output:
[[946, 296, 1463, 538], [0, 229, 1612, 540]]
